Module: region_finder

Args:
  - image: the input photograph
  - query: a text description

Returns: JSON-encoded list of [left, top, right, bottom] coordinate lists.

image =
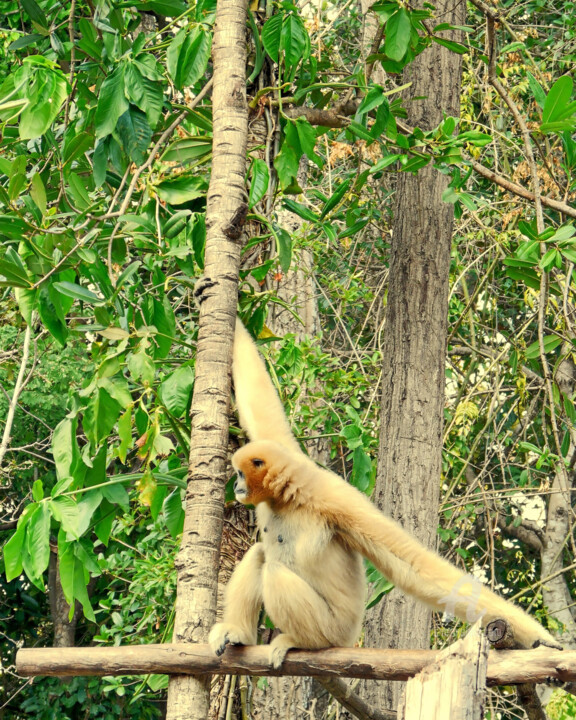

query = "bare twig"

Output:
[[0, 325, 32, 474]]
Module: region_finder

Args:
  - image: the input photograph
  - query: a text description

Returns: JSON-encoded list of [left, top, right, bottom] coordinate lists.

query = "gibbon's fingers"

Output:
[[208, 623, 254, 656], [232, 319, 302, 455]]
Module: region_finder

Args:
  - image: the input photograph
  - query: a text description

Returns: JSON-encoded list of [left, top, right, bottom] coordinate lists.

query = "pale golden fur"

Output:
[[209, 319, 559, 668]]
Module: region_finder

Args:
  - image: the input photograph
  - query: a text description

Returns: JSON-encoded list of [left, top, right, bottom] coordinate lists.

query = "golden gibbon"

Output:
[[208, 316, 560, 668]]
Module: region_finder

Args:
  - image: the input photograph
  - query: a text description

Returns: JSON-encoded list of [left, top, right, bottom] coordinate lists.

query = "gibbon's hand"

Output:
[[208, 623, 253, 657]]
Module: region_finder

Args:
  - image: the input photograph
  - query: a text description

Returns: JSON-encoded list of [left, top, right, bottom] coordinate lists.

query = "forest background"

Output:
[[1, 0, 576, 718]]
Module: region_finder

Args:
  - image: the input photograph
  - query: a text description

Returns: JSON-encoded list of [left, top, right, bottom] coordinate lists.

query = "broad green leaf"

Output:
[[282, 198, 319, 223], [294, 118, 323, 168], [38, 284, 67, 346], [52, 417, 82, 480], [152, 295, 176, 358], [163, 489, 184, 538], [160, 366, 194, 416], [116, 107, 153, 165], [53, 281, 101, 304], [20, 68, 68, 140], [248, 158, 270, 209], [262, 14, 282, 64], [357, 86, 387, 114], [58, 540, 96, 621], [281, 14, 310, 71], [161, 137, 212, 165], [63, 131, 93, 165], [127, 347, 155, 384], [320, 178, 351, 219], [83, 387, 122, 447], [30, 172, 47, 215], [49, 497, 80, 538], [14, 287, 37, 324], [527, 72, 546, 108], [543, 76, 575, 125], [167, 26, 212, 90], [525, 335, 562, 359], [432, 36, 468, 54], [26, 502, 51, 578], [4, 521, 26, 581], [274, 144, 300, 191], [385, 9, 412, 62], [117, 407, 133, 463], [76, 490, 103, 537], [32, 479, 44, 501], [21, 0, 48, 27], [67, 171, 91, 210], [155, 175, 207, 205], [95, 64, 129, 139], [274, 225, 292, 273]]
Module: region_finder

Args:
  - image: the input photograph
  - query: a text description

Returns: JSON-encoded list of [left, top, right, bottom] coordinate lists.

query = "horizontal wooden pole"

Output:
[[15, 643, 576, 686]]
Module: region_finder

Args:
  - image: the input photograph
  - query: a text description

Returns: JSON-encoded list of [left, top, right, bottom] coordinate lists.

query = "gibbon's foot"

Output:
[[268, 633, 299, 669], [208, 622, 252, 657], [532, 638, 564, 651], [193, 277, 218, 306]]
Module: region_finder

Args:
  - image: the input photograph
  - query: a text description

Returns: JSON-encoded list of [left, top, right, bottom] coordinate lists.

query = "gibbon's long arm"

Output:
[[232, 440, 561, 650], [232, 319, 302, 455]]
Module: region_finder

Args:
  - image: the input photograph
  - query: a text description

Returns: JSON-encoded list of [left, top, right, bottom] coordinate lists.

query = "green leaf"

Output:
[[19, 68, 68, 140], [385, 9, 412, 62], [543, 76, 575, 125], [53, 281, 101, 304], [282, 198, 319, 223], [26, 502, 51, 578], [58, 539, 96, 622], [163, 489, 184, 538], [281, 14, 310, 71], [527, 72, 546, 108], [14, 287, 37, 324], [76, 490, 103, 536], [38, 284, 67, 346], [4, 521, 26, 581], [167, 26, 212, 90], [30, 172, 47, 215], [161, 137, 213, 165], [52, 418, 77, 479], [320, 178, 350, 219], [63, 131, 94, 165], [432, 36, 468, 54], [152, 295, 176, 358], [32, 479, 44, 501], [274, 225, 292, 273], [248, 158, 270, 209], [21, 0, 48, 27], [117, 407, 133, 463], [95, 65, 129, 139], [83, 388, 122, 447], [525, 335, 562, 359], [127, 347, 155, 385], [49, 497, 80, 538], [160, 366, 195, 417], [116, 107, 152, 165], [155, 175, 207, 205], [357, 85, 388, 115], [262, 14, 282, 64]]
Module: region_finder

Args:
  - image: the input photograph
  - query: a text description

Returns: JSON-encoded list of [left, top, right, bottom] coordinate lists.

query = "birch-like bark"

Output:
[[165, 1, 248, 717]]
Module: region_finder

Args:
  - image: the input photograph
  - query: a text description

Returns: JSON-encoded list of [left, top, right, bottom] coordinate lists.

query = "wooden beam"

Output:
[[15, 643, 576, 685]]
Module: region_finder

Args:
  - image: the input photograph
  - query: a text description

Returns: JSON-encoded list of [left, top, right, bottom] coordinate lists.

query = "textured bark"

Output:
[[17, 642, 576, 685], [165, 0, 248, 717], [363, 1, 465, 711]]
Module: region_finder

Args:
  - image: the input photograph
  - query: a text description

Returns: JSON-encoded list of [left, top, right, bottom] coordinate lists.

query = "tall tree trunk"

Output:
[[165, 0, 248, 717], [363, 2, 465, 711]]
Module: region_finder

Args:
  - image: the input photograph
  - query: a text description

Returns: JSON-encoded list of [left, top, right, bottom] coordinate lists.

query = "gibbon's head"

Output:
[[231, 440, 292, 506]]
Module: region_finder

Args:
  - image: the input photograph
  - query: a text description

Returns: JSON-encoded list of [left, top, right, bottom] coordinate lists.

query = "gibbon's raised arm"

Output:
[[232, 440, 561, 650], [232, 319, 302, 455]]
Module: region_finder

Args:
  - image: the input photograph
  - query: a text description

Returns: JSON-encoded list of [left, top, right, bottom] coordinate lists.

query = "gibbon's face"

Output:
[[231, 441, 285, 506]]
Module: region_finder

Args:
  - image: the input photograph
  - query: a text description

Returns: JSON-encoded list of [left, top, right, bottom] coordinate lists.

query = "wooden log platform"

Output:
[[15, 643, 576, 686]]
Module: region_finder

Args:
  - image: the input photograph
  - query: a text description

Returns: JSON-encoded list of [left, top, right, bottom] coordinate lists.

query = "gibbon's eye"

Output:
[[252, 458, 264, 468]]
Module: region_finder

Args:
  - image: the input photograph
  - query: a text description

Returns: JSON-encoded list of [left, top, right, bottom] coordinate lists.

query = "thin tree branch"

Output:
[[0, 325, 32, 473]]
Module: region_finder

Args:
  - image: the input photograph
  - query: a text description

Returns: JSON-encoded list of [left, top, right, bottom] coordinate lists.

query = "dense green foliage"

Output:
[[1, 0, 576, 717]]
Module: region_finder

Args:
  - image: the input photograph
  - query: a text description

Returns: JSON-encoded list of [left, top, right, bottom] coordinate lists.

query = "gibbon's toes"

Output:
[[193, 277, 218, 306], [532, 638, 564, 651], [269, 645, 288, 670]]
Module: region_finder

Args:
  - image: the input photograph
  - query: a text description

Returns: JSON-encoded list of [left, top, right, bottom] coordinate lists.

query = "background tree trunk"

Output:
[[363, 1, 465, 711], [165, 0, 248, 717]]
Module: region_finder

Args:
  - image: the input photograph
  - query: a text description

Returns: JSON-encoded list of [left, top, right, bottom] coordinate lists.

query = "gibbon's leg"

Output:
[[262, 560, 353, 668], [232, 318, 302, 454], [209, 543, 265, 656]]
